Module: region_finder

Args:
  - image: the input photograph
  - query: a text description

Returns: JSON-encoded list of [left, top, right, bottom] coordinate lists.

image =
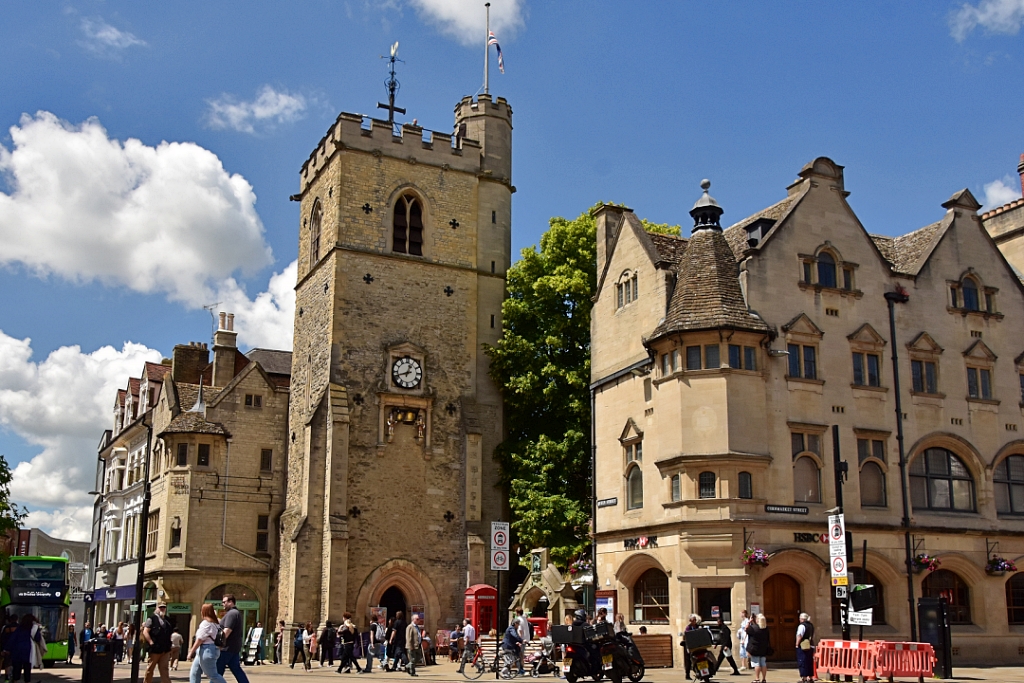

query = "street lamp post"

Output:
[[130, 416, 153, 683], [884, 287, 917, 642]]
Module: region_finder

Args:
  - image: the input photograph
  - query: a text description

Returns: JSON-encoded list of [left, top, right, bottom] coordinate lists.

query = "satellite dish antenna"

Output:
[[391, 42, 399, 57]]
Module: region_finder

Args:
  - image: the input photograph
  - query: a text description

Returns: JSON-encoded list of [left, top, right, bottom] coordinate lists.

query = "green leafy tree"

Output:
[[485, 206, 598, 569], [0, 456, 26, 562]]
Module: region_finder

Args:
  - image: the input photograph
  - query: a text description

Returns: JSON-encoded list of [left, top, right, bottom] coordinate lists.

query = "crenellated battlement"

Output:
[[455, 93, 513, 125], [299, 110, 486, 194]]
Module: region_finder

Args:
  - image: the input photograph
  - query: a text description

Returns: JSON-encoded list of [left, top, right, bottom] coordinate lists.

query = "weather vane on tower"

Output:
[[377, 41, 406, 125]]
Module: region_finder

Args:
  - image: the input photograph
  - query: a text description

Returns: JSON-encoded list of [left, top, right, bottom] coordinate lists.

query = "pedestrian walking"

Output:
[[514, 609, 530, 675], [5, 614, 44, 683], [66, 624, 77, 664], [382, 618, 395, 670], [389, 611, 407, 674], [337, 614, 361, 673], [795, 613, 815, 683], [404, 616, 421, 677], [142, 602, 173, 683], [319, 620, 336, 667], [290, 624, 309, 670], [215, 594, 251, 683], [187, 604, 228, 683], [361, 614, 382, 674], [737, 610, 750, 672], [613, 613, 626, 634], [456, 619, 476, 674], [744, 614, 769, 683], [274, 621, 285, 665], [255, 622, 265, 665], [112, 623, 125, 663], [713, 616, 741, 675], [170, 628, 184, 670], [309, 625, 319, 667], [126, 624, 136, 665]]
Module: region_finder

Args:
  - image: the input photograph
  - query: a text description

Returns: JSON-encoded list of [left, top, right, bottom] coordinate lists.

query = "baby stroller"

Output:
[[525, 637, 558, 677]]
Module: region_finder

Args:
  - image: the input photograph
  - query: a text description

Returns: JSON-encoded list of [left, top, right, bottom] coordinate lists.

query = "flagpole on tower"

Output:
[[484, 2, 490, 95]]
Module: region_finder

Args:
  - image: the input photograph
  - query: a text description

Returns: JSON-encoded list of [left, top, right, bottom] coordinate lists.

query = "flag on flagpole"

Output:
[[488, 30, 505, 74]]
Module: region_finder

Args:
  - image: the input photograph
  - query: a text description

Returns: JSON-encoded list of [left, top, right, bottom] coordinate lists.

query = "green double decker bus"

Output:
[[1, 556, 70, 666]]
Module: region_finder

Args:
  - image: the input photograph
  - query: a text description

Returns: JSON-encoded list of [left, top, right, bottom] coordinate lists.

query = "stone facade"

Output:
[[276, 95, 511, 647], [91, 314, 290, 637], [592, 157, 1024, 666]]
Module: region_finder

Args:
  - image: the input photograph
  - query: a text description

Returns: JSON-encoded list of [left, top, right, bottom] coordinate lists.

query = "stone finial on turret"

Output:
[[689, 179, 724, 232]]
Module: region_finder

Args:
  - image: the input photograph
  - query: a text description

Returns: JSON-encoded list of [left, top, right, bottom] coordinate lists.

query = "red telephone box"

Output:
[[464, 584, 498, 634]]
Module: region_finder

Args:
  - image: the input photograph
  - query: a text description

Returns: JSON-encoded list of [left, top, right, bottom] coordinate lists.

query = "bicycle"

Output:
[[460, 645, 521, 680]]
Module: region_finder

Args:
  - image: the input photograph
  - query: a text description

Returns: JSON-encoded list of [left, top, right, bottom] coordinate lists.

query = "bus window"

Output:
[[11, 562, 65, 582]]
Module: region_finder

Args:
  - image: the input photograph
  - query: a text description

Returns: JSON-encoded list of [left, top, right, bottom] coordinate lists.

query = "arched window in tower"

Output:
[[626, 464, 643, 510], [393, 193, 424, 256], [309, 200, 322, 264]]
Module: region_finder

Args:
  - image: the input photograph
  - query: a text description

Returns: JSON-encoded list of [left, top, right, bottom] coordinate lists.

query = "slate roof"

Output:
[[159, 382, 227, 436], [650, 225, 769, 339], [869, 220, 944, 276], [161, 411, 227, 436], [246, 349, 293, 376], [144, 362, 172, 382], [722, 196, 798, 260], [647, 233, 688, 265]]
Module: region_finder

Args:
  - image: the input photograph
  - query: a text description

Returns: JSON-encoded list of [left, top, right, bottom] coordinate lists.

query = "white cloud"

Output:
[[405, 0, 524, 46], [78, 17, 147, 56], [950, 0, 1024, 41], [0, 330, 161, 537], [217, 260, 297, 351], [982, 175, 1023, 210], [206, 86, 308, 134], [0, 111, 273, 307], [23, 507, 94, 543]]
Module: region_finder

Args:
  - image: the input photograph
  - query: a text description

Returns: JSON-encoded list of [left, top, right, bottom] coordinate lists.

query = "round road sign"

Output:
[[832, 556, 846, 574], [493, 530, 507, 547], [830, 524, 843, 541]]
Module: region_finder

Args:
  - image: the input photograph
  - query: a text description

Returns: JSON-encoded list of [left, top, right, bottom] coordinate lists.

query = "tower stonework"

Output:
[[277, 95, 512, 637]]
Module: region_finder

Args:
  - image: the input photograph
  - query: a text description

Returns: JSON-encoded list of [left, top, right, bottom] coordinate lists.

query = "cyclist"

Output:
[[500, 620, 523, 677]]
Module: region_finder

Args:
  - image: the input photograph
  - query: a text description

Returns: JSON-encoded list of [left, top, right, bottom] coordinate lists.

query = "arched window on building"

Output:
[[961, 277, 980, 311], [698, 472, 716, 499], [393, 193, 424, 256], [922, 569, 971, 624], [632, 568, 669, 623], [832, 567, 886, 625], [309, 199, 322, 264], [994, 455, 1024, 514], [794, 456, 821, 504], [909, 448, 975, 512], [860, 461, 887, 508], [817, 251, 837, 288], [626, 465, 643, 510], [1006, 573, 1024, 624]]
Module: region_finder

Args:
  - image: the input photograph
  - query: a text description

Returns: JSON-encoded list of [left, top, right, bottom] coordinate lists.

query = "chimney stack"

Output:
[[171, 342, 209, 384], [212, 311, 238, 387]]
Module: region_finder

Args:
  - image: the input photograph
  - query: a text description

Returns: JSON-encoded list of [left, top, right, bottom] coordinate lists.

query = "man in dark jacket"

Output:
[[320, 621, 337, 668], [713, 617, 740, 675], [142, 603, 173, 683]]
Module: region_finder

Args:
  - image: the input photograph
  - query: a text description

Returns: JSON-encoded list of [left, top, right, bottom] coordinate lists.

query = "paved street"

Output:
[[29, 659, 1024, 683]]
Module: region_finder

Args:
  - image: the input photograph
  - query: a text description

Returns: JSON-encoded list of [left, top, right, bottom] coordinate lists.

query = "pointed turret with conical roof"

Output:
[[649, 180, 768, 341]]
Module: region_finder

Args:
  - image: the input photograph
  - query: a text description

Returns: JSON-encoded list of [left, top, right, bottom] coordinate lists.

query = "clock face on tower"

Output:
[[391, 356, 423, 389]]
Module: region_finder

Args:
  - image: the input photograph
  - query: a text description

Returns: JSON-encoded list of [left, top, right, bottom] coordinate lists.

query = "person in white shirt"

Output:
[[456, 620, 477, 674], [187, 604, 228, 683], [737, 610, 751, 672], [514, 609, 531, 675]]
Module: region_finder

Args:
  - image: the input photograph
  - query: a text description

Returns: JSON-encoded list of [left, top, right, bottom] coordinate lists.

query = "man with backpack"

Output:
[[319, 621, 337, 667], [142, 602, 173, 683]]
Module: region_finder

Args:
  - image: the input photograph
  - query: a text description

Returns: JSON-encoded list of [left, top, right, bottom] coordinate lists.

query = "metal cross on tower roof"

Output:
[[377, 41, 407, 124]]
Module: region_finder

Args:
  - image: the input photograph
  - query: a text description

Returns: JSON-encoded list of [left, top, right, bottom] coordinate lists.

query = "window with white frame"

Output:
[[616, 270, 639, 309]]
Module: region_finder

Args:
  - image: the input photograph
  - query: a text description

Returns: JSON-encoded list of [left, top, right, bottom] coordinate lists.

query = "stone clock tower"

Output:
[[277, 95, 512, 637]]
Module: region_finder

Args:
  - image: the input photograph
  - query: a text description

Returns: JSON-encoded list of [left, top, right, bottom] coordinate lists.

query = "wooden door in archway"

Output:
[[762, 574, 800, 661]]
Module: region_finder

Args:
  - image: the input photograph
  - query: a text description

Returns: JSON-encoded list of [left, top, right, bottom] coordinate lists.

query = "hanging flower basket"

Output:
[[568, 557, 593, 577], [986, 557, 1017, 576], [742, 547, 770, 568], [912, 553, 940, 573]]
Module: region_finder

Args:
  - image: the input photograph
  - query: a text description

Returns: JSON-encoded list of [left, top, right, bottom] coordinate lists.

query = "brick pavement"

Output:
[[30, 659, 1024, 683]]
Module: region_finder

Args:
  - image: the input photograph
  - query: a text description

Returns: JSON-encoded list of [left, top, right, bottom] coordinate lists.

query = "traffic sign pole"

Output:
[[831, 424, 851, 645]]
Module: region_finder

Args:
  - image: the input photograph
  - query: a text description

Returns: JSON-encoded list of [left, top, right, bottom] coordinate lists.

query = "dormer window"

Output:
[[745, 218, 775, 247]]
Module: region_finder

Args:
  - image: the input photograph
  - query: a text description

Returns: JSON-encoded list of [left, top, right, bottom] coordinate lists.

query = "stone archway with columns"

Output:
[[354, 559, 441, 634]]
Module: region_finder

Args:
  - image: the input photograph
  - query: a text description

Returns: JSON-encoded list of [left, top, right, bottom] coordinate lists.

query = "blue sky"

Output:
[[1, 0, 1023, 538]]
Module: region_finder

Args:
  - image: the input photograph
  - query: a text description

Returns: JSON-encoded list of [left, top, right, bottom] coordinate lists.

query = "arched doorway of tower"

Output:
[[379, 586, 408, 623], [762, 574, 799, 661]]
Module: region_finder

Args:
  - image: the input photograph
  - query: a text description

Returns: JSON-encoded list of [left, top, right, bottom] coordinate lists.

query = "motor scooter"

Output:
[[683, 627, 718, 683], [614, 630, 645, 682]]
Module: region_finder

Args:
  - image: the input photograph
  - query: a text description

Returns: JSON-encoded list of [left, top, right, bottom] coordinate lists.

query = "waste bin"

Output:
[[82, 638, 114, 683]]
